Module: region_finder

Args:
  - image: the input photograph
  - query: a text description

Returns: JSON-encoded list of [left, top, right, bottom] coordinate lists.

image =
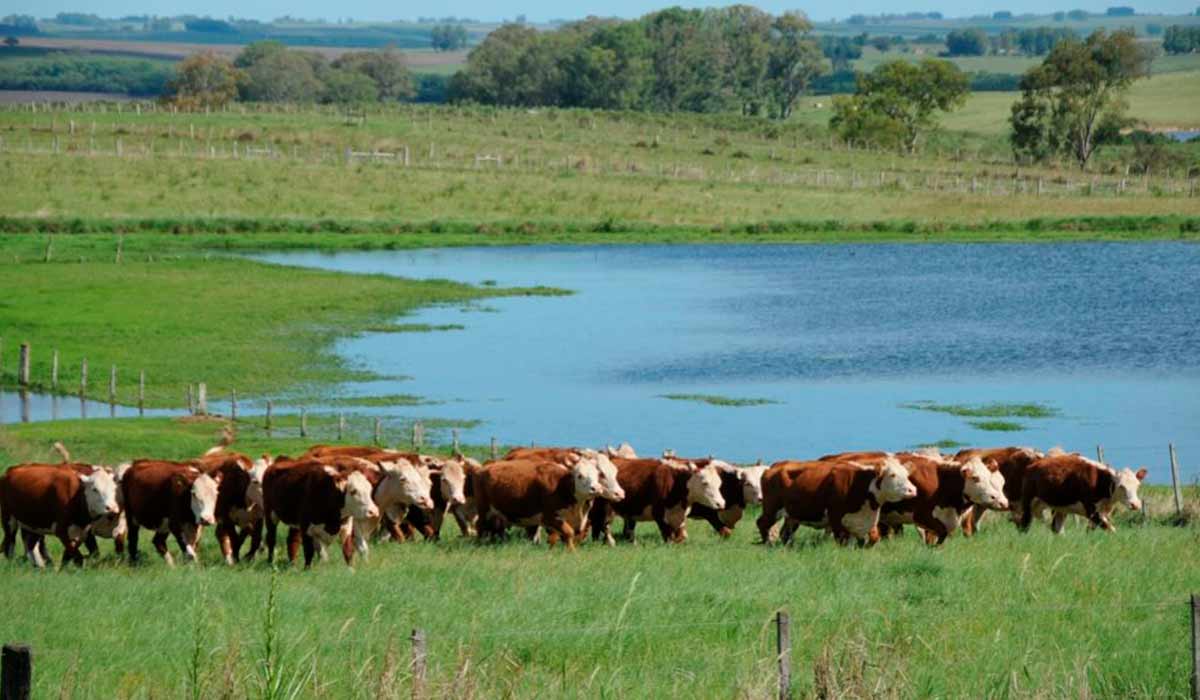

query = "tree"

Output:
[[820, 35, 862, 71], [164, 50, 241, 109], [431, 23, 468, 51], [320, 69, 377, 104], [1105, 6, 1135, 16], [946, 28, 989, 56], [830, 59, 969, 152], [1067, 10, 1090, 20], [1009, 30, 1154, 168], [448, 23, 550, 106], [717, 5, 775, 115], [2, 36, 17, 48], [1163, 25, 1200, 54], [332, 48, 414, 101], [239, 47, 324, 103], [765, 11, 825, 119]]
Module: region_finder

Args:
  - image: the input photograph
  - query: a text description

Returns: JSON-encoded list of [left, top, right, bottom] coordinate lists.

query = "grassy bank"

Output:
[[0, 419, 1198, 699], [0, 257, 563, 408]]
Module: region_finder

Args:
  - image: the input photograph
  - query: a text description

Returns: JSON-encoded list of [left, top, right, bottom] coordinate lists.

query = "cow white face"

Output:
[[570, 458, 603, 500], [582, 451, 624, 502], [379, 459, 435, 510], [960, 457, 1008, 510], [688, 465, 726, 510], [740, 465, 768, 505], [340, 471, 380, 520], [245, 458, 269, 510], [191, 473, 219, 526], [874, 457, 918, 503], [1113, 468, 1148, 511], [439, 460, 468, 506], [605, 443, 637, 459], [79, 468, 121, 519]]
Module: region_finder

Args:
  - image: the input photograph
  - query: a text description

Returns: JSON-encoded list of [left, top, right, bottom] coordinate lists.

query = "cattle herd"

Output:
[[0, 440, 1149, 569]]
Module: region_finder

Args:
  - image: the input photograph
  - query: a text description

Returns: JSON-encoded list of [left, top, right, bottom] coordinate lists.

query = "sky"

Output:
[[6, 0, 1198, 23]]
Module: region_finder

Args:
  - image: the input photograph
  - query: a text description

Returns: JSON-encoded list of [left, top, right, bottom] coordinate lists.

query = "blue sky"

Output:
[[8, 0, 1198, 23]]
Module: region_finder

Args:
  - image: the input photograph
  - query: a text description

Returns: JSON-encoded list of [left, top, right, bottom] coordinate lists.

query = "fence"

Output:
[[1, 103, 1196, 200], [4, 597, 1200, 700]]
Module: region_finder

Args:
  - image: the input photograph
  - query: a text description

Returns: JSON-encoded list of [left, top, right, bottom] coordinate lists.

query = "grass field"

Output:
[[0, 417, 1198, 699], [0, 256, 562, 408]]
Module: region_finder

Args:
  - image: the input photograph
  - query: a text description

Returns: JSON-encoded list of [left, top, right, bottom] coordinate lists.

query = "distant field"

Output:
[[853, 44, 1200, 76], [815, 11, 1200, 38], [795, 69, 1200, 134], [0, 90, 133, 104]]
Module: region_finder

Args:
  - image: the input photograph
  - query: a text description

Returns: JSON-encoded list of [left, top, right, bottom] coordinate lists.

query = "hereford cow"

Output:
[[473, 456, 606, 550], [194, 448, 270, 565], [954, 446, 1042, 530], [403, 456, 477, 539], [501, 447, 625, 542], [665, 459, 765, 538], [263, 460, 379, 568], [878, 455, 1009, 544], [1019, 454, 1147, 533], [589, 458, 725, 544], [122, 460, 222, 566], [0, 463, 120, 568], [756, 457, 918, 546]]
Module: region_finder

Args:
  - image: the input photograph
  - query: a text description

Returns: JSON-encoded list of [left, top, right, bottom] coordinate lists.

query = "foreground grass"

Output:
[[2, 418, 1197, 698], [0, 257, 563, 408]]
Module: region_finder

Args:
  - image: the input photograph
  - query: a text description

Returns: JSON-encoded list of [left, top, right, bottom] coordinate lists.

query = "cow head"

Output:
[[245, 457, 269, 511], [378, 459, 435, 511], [872, 456, 918, 503], [336, 470, 380, 520], [79, 467, 121, 518], [190, 472, 220, 526], [739, 465, 768, 506], [687, 464, 726, 510], [1114, 467, 1148, 511], [960, 457, 1008, 510], [569, 456, 604, 500], [604, 443, 637, 459], [580, 450, 624, 502], [439, 460, 468, 507]]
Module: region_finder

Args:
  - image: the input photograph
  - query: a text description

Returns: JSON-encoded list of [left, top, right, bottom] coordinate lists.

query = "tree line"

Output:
[[946, 26, 1078, 56], [447, 8, 827, 119], [1163, 25, 1200, 53]]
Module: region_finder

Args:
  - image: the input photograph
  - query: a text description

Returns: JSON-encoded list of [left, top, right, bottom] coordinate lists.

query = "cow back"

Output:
[[0, 464, 88, 531]]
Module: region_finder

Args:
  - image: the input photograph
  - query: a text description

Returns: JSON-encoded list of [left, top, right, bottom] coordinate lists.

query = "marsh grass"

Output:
[[969, 420, 1027, 432], [659, 394, 780, 407], [902, 401, 1059, 419]]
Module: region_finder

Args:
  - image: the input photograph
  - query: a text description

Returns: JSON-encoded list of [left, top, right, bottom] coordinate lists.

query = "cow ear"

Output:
[[874, 464, 885, 477], [172, 474, 188, 491], [1135, 468, 1148, 481]]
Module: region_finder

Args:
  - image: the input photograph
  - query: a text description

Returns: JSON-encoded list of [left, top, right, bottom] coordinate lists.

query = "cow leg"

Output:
[[113, 530, 126, 556], [0, 516, 14, 559], [779, 518, 799, 545], [1084, 503, 1113, 532], [301, 532, 316, 569], [175, 524, 202, 564], [84, 532, 100, 558], [961, 507, 978, 536], [244, 519, 263, 562], [286, 528, 301, 563], [756, 505, 780, 544], [1050, 512, 1068, 534], [452, 505, 475, 538], [37, 535, 50, 562], [229, 527, 247, 563], [341, 530, 356, 566], [264, 515, 277, 563], [1017, 491, 1035, 532], [152, 531, 174, 566], [653, 507, 675, 543], [428, 508, 445, 541], [216, 524, 234, 565], [22, 530, 46, 569], [126, 519, 141, 564], [526, 526, 542, 543], [702, 509, 727, 537], [55, 527, 84, 569]]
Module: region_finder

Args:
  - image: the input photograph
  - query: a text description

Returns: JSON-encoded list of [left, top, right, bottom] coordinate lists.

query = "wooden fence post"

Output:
[[230, 390, 237, 421], [17, 343, 29, 387], [337, 413, 345, 440], [138, 370, 145, 416], [50, 350, 58, 391], [0, 644, 31, 700], [410, 628, 426, 700], [374, 417, 382, 446], [452, 429, 460, 453], [776, 611, 791, 700], [1170, 444, 1184, 517], [1, 644, 32, 700], [197, 383, 207, 415], [79, 359, 87, 398], [1191, 594, 1200, 700], [412, 422, 418, 448], [109, 365, 117, 405], [265, 400, 273, 433], [490, 437, 498, 460], [187, 385, 194, 415], [1096, 445, 1105, 464]]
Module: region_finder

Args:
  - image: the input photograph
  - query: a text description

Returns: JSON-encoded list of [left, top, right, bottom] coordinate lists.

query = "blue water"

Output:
[[252, 243, 1200, 484]]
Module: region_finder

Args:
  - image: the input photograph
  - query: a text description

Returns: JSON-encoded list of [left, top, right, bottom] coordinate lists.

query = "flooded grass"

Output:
[[901, 401, 1059, 419], [659, 394, 780, 407], [969, 420, 1027, 432], [362, 322, 466, 333]]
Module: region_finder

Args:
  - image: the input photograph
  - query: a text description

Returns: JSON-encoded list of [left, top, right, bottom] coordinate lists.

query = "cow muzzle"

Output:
[[200, 515, 216, 526], [106, 504, 121, 515], [418, 497, 435, 510]]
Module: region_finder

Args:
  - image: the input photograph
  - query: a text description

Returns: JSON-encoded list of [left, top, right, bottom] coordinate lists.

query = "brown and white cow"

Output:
[[666, 459, 765, 538], [589, 458, 725, 544], [954, 446, 1043, 530], [870, 455, 1009, 544], [263, 460, 379, 568], [194, 448, 270, 565], [122, 460, 222, 566], [403, 456, 479, 539], [0, 463, 120, 568], [1019, 454, 1147, 533], [756, 457, 918, 546], [473, 456, 605, 550]]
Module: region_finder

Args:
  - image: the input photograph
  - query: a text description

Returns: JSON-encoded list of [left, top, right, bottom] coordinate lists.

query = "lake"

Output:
[[255, 243, 1200, 484]]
